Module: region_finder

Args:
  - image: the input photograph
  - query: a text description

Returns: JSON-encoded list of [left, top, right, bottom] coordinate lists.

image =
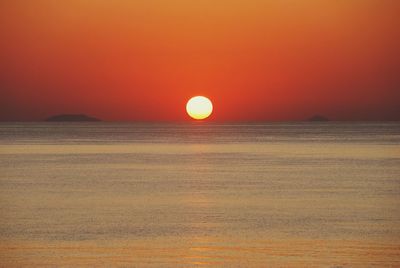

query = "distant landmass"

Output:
[[46, 114, 101, 122], [308, 115, 329, 122]]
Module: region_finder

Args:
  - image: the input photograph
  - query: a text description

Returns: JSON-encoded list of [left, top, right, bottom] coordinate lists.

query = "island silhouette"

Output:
[[46, 114, 101, 122], [308, 115, 329, 122]]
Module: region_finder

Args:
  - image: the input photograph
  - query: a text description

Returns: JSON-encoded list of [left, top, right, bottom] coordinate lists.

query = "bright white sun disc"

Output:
[[186, 96, 213, 120]]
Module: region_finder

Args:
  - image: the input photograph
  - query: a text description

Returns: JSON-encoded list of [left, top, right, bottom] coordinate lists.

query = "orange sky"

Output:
[[1, 0, 399, 121]]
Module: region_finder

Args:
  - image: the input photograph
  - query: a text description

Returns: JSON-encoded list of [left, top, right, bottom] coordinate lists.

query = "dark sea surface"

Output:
[[0, 122, 399, 267]]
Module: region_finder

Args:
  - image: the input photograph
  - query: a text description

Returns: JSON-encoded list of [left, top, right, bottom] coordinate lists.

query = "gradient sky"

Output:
[[1, 0, 399, 121]]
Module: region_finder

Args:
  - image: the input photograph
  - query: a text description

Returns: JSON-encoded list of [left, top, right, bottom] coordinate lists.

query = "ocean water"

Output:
[[0, 122, 399, 267]]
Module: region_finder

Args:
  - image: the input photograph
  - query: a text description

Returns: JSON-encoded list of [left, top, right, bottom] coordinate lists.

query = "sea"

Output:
[[0, 122, 399, 267]]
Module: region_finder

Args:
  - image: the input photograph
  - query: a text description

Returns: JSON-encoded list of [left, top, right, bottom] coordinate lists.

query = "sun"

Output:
[[186, 96, 213, 120]]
